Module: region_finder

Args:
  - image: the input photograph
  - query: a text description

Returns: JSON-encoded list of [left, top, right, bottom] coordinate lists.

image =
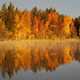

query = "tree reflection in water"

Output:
[[0, 45, 80, 78], [1, 49, 16, 78]]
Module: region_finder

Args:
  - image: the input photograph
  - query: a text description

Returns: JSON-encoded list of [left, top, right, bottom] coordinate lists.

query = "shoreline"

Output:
[[0, 39, 79, 49], [0, 38, 79, 42], [0, 38, 79, 45]]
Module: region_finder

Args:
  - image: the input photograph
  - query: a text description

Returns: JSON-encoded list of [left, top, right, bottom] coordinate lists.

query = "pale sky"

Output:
[[0, 0, 80, 17]]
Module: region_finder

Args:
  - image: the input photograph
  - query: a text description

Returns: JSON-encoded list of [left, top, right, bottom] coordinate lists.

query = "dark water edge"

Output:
[[0, 61, 80, 80], [0, 40, 80, 80], [10, 61, 80, 80]]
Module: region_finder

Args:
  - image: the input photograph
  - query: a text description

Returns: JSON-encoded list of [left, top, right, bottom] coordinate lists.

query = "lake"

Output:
[[0, 40, 80, 80]]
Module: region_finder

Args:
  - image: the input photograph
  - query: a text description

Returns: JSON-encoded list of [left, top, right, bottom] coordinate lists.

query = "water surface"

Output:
[[0, 41, 80, 80]]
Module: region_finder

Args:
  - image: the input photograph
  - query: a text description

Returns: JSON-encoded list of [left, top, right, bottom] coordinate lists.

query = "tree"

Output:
[[1, 3, 16, 32], [46, 8, 56, 13], [31, 6, 38, 17], [74, 17, 80, 37]]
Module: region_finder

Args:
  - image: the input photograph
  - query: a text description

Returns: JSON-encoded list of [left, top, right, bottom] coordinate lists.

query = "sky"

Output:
[[0, 0, 80, 17]]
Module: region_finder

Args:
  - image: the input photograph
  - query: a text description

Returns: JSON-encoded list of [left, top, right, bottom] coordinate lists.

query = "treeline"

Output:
[[0, 3, 80, 40]]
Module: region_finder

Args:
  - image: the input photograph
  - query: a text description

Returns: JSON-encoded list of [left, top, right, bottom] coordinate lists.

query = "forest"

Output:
[[0, 3, 80, 40]]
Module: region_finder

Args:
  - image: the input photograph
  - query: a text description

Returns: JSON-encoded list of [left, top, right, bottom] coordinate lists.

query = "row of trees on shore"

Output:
[[0, 3, 80, 40]]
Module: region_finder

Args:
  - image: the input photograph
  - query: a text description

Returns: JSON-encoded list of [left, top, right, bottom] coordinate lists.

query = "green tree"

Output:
[[31, 6, 38, 17], [1, 3, 16, 32], [74, 17, 80, 37], [46, 8, 56, 13]]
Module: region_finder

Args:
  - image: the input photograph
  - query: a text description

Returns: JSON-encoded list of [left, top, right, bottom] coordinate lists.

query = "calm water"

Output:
[[0, 41, 80, 80]]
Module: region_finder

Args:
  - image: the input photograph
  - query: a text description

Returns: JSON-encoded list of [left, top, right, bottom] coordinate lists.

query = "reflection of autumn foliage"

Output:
[[0, 3, 80, 40], [0, 45, 80, 78], [63, 47, 73, 63]]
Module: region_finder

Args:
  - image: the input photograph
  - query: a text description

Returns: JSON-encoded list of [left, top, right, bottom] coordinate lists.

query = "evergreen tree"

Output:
[[1, 3, 16, 32]]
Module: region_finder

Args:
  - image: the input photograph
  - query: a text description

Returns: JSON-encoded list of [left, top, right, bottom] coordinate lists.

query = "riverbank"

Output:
[[0, 38, 79, 43], [0, 39, 79, 49]]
